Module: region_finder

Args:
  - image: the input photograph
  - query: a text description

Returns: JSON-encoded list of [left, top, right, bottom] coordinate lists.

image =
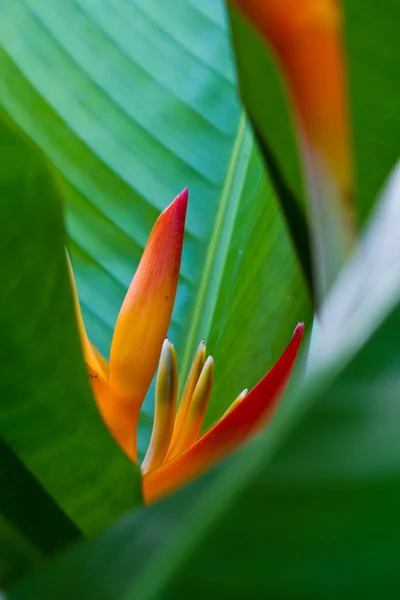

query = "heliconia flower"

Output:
[[68, 189, 304, 504]]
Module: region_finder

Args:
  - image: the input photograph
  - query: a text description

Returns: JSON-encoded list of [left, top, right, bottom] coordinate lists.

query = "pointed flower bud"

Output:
[[220, 388, 248, 420], [167, 356, 214, 459], [109, 189, 188, 408], [142, 340, 178, 474], [166, 340, 206, 460]]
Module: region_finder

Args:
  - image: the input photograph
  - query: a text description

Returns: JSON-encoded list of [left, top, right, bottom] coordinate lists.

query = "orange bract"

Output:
[[234, 0, 351, 194], [109, 189, 187, 407]]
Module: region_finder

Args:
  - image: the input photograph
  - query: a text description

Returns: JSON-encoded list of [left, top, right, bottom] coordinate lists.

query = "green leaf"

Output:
[[10, 164, 400, 598], [0, 438, 80, 589], [0, 114, 141, 587], [0, 0, 310, 456], [344, 0, 400, 222]]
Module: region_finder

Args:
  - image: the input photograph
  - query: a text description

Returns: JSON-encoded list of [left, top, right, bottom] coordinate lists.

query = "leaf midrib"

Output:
[[179, 113, 253, 383]]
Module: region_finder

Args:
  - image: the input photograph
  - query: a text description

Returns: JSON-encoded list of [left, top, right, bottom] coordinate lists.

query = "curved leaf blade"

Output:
[[0, 439, 80, 588], [0, 115, 141, 586]]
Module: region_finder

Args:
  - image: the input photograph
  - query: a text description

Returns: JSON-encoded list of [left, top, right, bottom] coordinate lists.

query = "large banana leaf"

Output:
[[10, 163, 400, 600], [0, 115, 141, 588], [0, 0, 310, 460]]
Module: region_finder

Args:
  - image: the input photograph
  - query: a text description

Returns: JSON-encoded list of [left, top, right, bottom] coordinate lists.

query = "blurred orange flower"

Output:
[[233, 0, 352, 198]]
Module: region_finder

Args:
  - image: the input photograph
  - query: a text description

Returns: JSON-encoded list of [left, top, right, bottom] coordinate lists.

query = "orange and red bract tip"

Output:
[[142, 323, 304, 505], [109, 188, 188, 409], [233, 0, 352, 196]]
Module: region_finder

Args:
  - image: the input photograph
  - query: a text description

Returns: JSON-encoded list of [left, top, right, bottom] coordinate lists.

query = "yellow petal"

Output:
[[66, 250, 108, 379], [165, 339, 206, 460], [142, 340, 178, 474], [165, 356, 214, 460], [109, 189, 188, 407]]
